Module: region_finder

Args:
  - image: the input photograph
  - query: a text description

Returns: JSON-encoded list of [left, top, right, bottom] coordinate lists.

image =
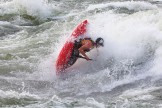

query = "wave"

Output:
[[38, 2, 162, 97], [87, 1, 158, 14], [0, 0, 57, 25], [0, 0, 162, 107], [0, 1, 159, 26], [0, 21, 21, 38], [0, 89, 40, 107]]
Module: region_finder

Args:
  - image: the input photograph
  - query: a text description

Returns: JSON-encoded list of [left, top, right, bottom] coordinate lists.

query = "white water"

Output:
[[0, 0, 162, 107]]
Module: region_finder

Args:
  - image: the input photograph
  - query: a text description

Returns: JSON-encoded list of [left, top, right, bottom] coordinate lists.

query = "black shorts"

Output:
[[67, 41, 82, 67]]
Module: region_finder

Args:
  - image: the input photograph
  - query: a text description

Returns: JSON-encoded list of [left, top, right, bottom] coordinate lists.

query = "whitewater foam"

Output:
[[87, 1, 157, 12], [0, 89, 40, 100], [0, 0, 56, 19]]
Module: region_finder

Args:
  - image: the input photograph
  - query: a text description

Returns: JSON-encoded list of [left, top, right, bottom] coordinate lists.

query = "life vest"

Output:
[[68, 38, 94, 66], [74, 38, 95, 52]]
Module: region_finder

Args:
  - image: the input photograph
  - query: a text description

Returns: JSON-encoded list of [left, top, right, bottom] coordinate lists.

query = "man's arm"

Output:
[[78, 45, 91, 60]]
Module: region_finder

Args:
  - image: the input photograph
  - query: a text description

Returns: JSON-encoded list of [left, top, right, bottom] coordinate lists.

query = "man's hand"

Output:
[[85, 57, 92, 61], [78, 42, 93, 61]]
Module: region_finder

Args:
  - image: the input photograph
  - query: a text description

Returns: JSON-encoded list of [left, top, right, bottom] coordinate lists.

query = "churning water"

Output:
[[1, 0, 162, 107]]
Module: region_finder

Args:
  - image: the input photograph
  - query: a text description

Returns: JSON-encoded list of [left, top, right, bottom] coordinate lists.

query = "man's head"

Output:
[[95, 37, 104, 47]]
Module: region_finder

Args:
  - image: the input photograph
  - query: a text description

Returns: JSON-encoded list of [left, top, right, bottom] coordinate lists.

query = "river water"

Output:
[[1, 0, 162, 107]]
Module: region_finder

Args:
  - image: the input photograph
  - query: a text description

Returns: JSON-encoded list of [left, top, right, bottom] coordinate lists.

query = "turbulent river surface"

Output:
[[1, 0, 162, 107]]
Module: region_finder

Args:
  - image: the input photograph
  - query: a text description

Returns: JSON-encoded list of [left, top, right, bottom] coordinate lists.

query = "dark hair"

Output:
[[95, 37, 104, 46]]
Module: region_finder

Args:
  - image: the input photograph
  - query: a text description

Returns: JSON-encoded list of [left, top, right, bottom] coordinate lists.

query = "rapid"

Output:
[[0, 0, 162, 107]]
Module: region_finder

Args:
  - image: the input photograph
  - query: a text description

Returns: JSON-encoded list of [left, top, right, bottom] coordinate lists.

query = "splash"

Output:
[[0, 0, 56, 23]]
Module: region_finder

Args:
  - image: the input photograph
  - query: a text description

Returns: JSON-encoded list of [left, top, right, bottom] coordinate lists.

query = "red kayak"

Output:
[[55, 20, 88, 74]]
